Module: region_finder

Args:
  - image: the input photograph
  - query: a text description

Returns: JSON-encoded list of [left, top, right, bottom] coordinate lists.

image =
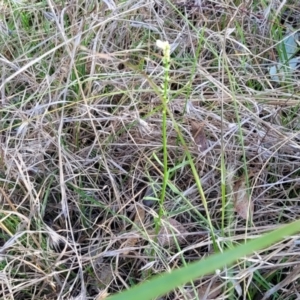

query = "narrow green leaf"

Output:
[[108, 220, 300, 300]]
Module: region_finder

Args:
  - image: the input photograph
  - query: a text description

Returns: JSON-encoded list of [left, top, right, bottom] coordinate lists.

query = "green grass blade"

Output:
[[108, 220, 300, 300]]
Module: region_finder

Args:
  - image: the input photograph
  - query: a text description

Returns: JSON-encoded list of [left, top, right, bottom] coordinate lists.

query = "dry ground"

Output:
[[1, 0, 300, 299]]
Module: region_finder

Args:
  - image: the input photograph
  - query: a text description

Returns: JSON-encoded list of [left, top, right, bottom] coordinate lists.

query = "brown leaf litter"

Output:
[[233, 175, 254, 220], [121, 205, 146, 254], [157, 217, 188, 248], [190, 120, 208, 152]]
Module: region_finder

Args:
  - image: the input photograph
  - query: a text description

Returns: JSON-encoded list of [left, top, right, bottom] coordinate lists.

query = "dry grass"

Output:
[[1, 0, 300, 299]]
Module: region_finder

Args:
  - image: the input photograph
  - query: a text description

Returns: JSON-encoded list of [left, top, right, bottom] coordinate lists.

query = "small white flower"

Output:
[[156, 40, 170, 50]]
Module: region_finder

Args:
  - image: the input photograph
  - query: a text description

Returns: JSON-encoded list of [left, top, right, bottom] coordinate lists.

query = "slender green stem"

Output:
[[160, 103, 169, 221], [157, 41, 171, 223], [125, 48, 217, 248]]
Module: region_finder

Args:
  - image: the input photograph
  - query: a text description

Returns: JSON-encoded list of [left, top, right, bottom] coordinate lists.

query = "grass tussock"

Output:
[[1, 0, 300, 299]]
